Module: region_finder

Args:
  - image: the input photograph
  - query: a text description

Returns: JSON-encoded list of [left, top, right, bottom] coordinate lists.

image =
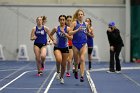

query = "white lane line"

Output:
[[121, 67, 140, 70], [0, 63, 31, 82], [0, 68, 37, 72], [6, 87, 42, 90], [89, 67, 140, 72], [36, 66, 56, 93], [0, 69, 17, 71], [50, 88, 90, 90], [86, 71, 97, 93], [122, 73, 140, 87], [6, 87, 90, 90], [89, 68, 108, 72], [44, 72, 57, 93], [0, 71, 29, 91]]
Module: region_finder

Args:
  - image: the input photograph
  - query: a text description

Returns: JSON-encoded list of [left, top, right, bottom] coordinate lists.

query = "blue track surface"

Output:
[[48, 71, 91, 93], [0, 61, 140, 93]]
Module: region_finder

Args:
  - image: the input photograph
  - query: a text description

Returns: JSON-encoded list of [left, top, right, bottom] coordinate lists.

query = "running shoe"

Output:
[[80, 76, 84, 82], [37, 73, 41, 76], [56, 73, 60, 80], [66, 72, 70, 77], [60, 78, 64, 84], [116, 71, 121, 73], [37, 71, 43, 76], [74, 71, 78, 79], [106, 70, 115, 73]]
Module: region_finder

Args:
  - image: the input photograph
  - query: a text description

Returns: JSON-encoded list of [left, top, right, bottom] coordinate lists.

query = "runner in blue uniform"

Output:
[[30, 16, 50, 76], [50, 15, 72, 84], [69, 9, 88, 82], [85, 18, 94, 70], [40, 16, 47, 70]]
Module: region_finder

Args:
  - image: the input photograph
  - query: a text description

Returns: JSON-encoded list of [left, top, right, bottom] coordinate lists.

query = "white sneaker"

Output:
[[107, 71, 115, 73], [116, 71, 121, 73], [60, 78, 64, 84], [56, 73, 60, 80]]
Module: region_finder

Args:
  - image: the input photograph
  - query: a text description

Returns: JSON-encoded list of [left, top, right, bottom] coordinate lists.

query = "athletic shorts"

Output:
[[54, 46, 69, 53], [69, 46, 72, 49], [34, 43, 46, 49]]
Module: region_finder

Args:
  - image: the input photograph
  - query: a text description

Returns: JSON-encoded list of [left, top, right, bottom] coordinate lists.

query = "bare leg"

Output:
[[67, 49, 73, 73], [34, 46, 42, 74], [79, 44, 87, 77], [40, 46, 47, 70], [60, 53, 69, 78], [54, 50, 62, 73]]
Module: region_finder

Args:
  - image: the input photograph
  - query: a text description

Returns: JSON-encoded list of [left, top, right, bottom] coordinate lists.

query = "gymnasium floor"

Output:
[[0, 61, 140, 93]]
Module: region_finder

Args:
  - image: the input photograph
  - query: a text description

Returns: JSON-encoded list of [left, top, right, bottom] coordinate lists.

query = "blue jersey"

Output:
[[34, 26, 47, 44], [55, 26, 68, 48], [87, 34, 94, 47], [72, 20, 87, 44]]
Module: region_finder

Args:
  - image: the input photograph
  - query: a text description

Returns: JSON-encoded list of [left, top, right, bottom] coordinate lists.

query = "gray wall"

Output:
[[0, 5, 126, 61], [0, 0, 124, 4]]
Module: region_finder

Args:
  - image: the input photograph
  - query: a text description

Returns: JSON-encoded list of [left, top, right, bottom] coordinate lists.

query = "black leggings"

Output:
[[110, 45, 122, 71]]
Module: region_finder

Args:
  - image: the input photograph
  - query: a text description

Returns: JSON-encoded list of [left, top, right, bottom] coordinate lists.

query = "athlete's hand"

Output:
[[110, 46, 114, 51], [76, 25, 82, 32], [31, 35, 37, 40], [79, 25, 83, 31], [33, 35, 37, 40], [47, 40, 53, 45], [52, 39, 57, 45], [61, 29, 68, 37]]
